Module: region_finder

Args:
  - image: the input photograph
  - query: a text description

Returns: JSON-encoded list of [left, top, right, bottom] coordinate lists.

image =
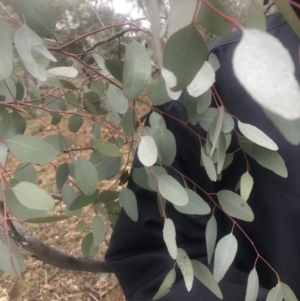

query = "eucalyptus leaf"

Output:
[[105, 59, 124, 82], [68, 114, 83, 133], [14, 162, 36, 184], [245, 268, 259, 301], [163, 218, 177, 260], [198, 108, 218, 131], [69, 190, 99, 211], [161, 68, 182, 100], [92, 216, 106, 247], [177, 248, 194, 292], [25, 215, 72, 223], [0, 21, 13, 81], [81, 233, 99, 257], [148, 76, 172, 105], [132, 168, 152, 191], [240, 172, 254, 201], [93, 140, 122, 157], [0, 143, 8, 165], [119, 188, 138, 222], [97, 156, 121, 181], [47, 67, 78, 78], [149, 111, 166, 131], [266, 284, 283, 301], [106, 84, 128, 114], [197, 90, 212, 115], [153, 269, 176, 300], [138, 136, 158, 167], [245, 2, 266, 31], [205, 215, 217, 265], [43, 134, 73, 153], [62, 184, 81, 216], [201, 147, 217, 182], [56, 163, 69, 189]]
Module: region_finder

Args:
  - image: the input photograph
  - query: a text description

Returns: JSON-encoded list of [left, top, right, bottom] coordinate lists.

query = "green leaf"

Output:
[[191, 260, 223, 299], [68, 114, 83, 133], [198, 108, 218, 131], [119, 188, 138, 222], [0, 111, 26, 140], [240, 172, 254, 202], [76, 220, 86, 232], [132, 168, 152, 191], [0, 21, 13, 81], [59, 79, 77, 90], [281, 282, 297, 301], [157, 175, 188, 206], [216, 132, 226, 174], [11, 181, 54, 210], [201, 147, 217, 182], [65, 91, 80, 108], [217, 190, 254, 222], [97, 156, 121, 181], [81, 233, 99, 257], [163, 24, 207, 91], [238, 120, 278, 151], [92, 122, 101, 140], [25, 215, 72, 223], [197, 89, 212, 114], [245, 2, 266, 31], [14, 162, 36, 184], [177, 248, 194, 291], [74, 157, 98, 195], [209, 106, 224, 156], [273, 0, 300, 38], [13, 25, 48, 80], [153, 269, 176, 300], [106, 84, 128, 114], [62, 184, 80, 216], [154, 128, 176, 166], [149, 112, 166, 131], [93, 140, 122, 157], [187, 61, 215, 97], [92, 216, 106, 247], [43, 134, 73, 153], [198, 0, 232, 37], [163, 218, 177, 260], [245, 268, 259, 301], [98, 190, 119, 204], [233, 29, 300, 120], [241, 139, 288, 178], [69, 190, 99, 211], [11, 0, 57, 37], [174, 188, 210, 215], [148, 166, 168, 191], [148, 76, 172, 105], [138, 136, 158, 167], [123, 40, 152, 99], [56, 163, 69, 189], [266, 284, 283, 301], [6, 135, 56, 164], [105, 59, 124, 82], [205, 215, 217, 265], [122, 107, 135, 137], [83, 98, 97, 115], [47, 67, 78, 78], [213, 233, 238, 283], [6, 189, 47, 220]]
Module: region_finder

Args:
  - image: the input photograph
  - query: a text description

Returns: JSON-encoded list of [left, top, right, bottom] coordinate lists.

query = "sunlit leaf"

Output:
[[0, 21, 13, 81], [92, 216, 106, 247], [205, 215, 217, 265], [174, 188, 210, 215], [245, 2, 266, 31], [213, 233, 238, 283], [158, 175, 188, 206], [6, 135, 56, 164], [119, 188, 138, 222], [198, 0, 232, 37], [138, 136, 158, 167], [11, 181, 54, 210], [93, 140, 122, 157], [163, 24, 207, 91], [177, 248, 194, 291], [123, 40, 152, 99], [187, 61, 215, 97], [240, 172, 254, 202], [47, 67, 78, 78], [74, 157, 98, 195], [161, 68, 182, 100], [163, 218, 177, 259], [192, 260, 223, 299], [245, 268, 259, 301], [233, 29, 300, 120], [153, 269, 176, 300]]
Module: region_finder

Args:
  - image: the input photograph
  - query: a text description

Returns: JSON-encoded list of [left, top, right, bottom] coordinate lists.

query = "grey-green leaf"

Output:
[[148, 76, 172, 105], [157, 175, 188, 206], [43, 134, 73, 153], [11, 181, 54, 210], [119, 188, 138, 222], [245, 2, 266, 31], [81, 233, 99, 257], [6, 135, 56, 164], [92, 216, 106, 247], [149, 111, 166, 131], [123, 40, 152, 99], [56, 163, 69, 189], [217, 190, 254, 222], [205, 215, 217, 265], [245, 268, 259, 301], [47, 67, 78, 78], [240, 172, 254, 202], [201, 147, 217, 182], [68, 115, 83, 133], [138, 136, 158, 167], [163, 218, 177, 260], [106, 84, 129, 114], [74, 157, 98, 195], [192, 260, 223, 299], [198, 108, 218, 131], [177, 248, 194, 291], [213, 233, 238, 283], [153, 269, 176, 300], [163, 24, 207, 91], [14, 162, 36, 184], [281, 283, 297, 301], [105, 59, 124, 82], [174, 188, 210, 215], [266, 284, 283, 301], [0, 21, 13, 81], [93, 140, 122, 157], [69, 190, 99, 211]]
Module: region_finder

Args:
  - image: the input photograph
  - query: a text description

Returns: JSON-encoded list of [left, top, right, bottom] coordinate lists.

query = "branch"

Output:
[[83, 27, 133, 53], [0, 206, 112, 273]]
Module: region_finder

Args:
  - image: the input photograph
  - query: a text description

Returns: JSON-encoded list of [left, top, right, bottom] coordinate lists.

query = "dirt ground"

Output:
[[0, 94, 151, 301]]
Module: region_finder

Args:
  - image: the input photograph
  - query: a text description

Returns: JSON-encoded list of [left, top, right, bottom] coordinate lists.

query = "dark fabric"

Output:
[[106, 13, 300, 301]]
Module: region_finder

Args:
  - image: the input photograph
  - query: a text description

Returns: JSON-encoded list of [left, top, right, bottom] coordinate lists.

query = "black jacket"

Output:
[[106, 13, 300, 301]]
